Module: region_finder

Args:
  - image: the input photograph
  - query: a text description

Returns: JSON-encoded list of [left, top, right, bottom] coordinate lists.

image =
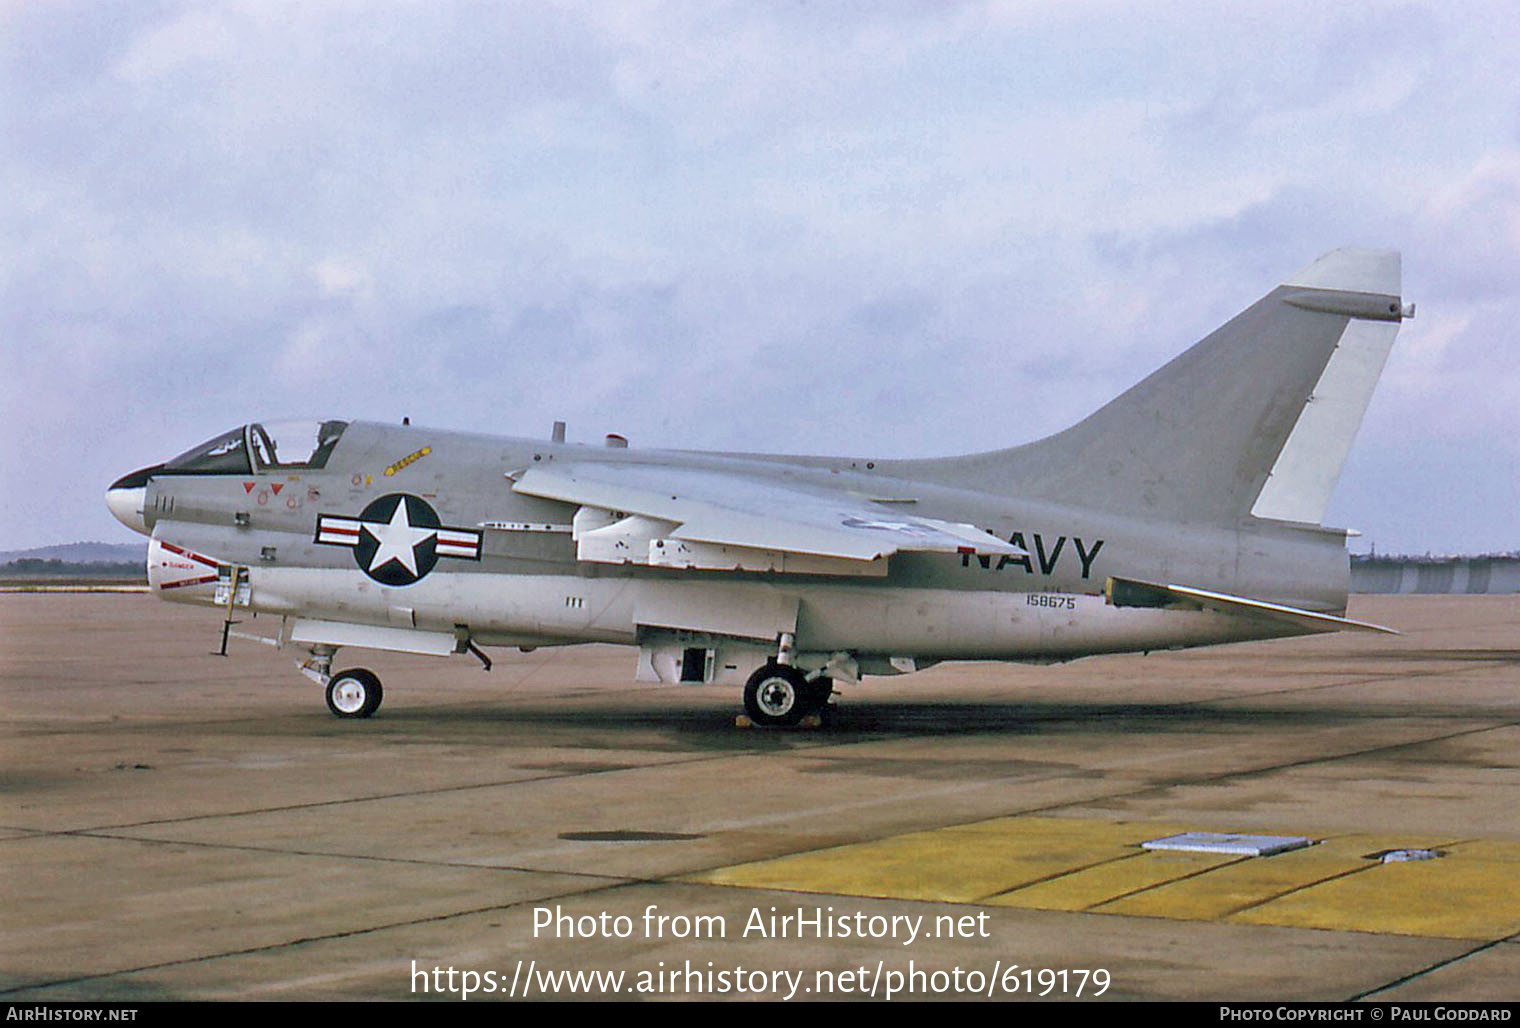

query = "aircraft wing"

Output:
[[1105, 576, 1398, 635], [511, 463, 1023, 576]]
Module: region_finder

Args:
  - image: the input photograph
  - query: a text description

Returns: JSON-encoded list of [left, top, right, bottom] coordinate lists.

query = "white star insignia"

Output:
[[363, 499, 435, 576]]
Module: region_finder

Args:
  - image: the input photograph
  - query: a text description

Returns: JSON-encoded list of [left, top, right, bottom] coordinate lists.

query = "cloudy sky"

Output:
[[3, 0, 1517, 555]]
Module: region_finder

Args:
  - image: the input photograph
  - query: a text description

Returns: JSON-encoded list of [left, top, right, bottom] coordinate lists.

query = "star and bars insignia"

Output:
[[315, 493, 481, 586]]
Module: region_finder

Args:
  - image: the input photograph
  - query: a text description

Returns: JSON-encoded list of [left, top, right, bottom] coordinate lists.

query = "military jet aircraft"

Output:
[[108, 248, 1412, 725]]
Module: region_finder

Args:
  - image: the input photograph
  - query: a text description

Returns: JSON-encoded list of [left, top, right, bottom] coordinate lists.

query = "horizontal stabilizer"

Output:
[[512, 463, 1023, 572], [1105, 576, 1398, 635]]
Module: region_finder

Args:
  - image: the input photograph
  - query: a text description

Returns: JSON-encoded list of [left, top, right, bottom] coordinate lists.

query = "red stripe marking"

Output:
[[159, 542, 221, 568], [158, 575, 218, 590]]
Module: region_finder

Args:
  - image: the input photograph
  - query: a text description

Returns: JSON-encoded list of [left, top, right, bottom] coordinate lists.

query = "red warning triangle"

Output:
[[271, 483, 284, 495], [243, 482, 255, 493]]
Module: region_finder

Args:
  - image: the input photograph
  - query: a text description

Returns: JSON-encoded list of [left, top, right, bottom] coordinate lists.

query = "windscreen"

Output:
[[161, 421, 349, 475], [163, 427, 251, 474], [249, 420, 348, 470]]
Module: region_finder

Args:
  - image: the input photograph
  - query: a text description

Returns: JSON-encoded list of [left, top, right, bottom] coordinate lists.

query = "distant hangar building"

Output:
[[1351, 553, 1520, 594]]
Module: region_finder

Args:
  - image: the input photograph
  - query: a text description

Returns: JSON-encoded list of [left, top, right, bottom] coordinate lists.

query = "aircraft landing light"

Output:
[[682, 816, 1520, 940]]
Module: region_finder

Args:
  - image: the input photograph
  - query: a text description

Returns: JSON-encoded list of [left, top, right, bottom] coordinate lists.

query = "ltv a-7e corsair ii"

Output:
[[109, 249, 1412, 725]]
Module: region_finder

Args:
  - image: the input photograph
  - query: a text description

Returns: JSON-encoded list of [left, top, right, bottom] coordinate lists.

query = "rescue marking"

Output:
[[158, 575, 218, 590], [384, 445, 433, 477], [159, 541, 220, 568], [153, 541, 222, 591]]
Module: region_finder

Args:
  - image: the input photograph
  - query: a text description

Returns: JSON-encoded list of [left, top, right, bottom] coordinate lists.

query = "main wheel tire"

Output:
[[326, 668, 383, 718], [743, 664, 810, 727]]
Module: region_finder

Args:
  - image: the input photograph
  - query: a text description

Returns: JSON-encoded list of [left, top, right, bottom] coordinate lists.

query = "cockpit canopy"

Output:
[[164, 420, 349, 474]]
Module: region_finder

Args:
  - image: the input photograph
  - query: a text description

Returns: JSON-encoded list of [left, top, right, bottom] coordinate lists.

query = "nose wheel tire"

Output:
[[326, 668, 383, 718], [743, 665, 831, 727]]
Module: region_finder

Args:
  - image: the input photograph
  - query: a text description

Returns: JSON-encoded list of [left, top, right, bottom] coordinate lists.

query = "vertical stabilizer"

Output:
[[1249, 251, 1405, 524], [905, 248, 1409, 528]]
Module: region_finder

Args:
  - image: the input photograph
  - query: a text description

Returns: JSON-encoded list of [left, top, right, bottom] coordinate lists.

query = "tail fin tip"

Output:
[[1284, 247, 1401, 296], [1250, 247, 1407, 526]]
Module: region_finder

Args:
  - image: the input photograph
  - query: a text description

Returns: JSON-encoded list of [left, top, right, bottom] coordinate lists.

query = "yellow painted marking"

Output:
[[383, 446, 432, 477], [1100, 832, 1455, 922], [687, 816, 1520, 939], [1234, 838, 1520, 940], [989, 849, 1243, 911], [1101, 838, 1369, 920], [687, 817, 1198, 903], [1451, 838, 1520, 863]]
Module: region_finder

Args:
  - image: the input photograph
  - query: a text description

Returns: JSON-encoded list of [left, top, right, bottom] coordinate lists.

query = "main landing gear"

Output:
[[742, 632, 837, 727], [742, 663, 833, 727]]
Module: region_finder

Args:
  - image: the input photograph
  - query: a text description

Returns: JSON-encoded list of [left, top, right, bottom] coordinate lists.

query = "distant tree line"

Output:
[[1, 558, 146, 580]]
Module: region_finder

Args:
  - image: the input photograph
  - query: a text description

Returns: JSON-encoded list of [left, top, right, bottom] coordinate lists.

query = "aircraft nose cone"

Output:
[[106, 484, 147, 534], [107, 466, 160, 536]]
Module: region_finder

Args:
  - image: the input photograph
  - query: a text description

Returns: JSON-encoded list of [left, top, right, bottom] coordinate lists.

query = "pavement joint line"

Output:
[[9, 713, 1512, 861], [971, 721, 1516, 829], [0, 696, 895, 736], [11, 657, 1517, 949], [1212, 860, 1383, 920], [7, 827, 653, 881], [1347, 931, 1520, 1002], [1065, 718, 1520, 810], [2, 657, 1505, 745], [1140, 657, 1520, 708], [0, 878, 648, 998], [653, 719, 1516, 883], [0, 711, 867, 739], [1208, 833, 1489, 923], [1086, 853, 1256, 911], [683, 821, 1520, 941], [6, 747, 828, 836], [976, 851, 1150, 904], [1199, 668, 1520, 705], [7, 640, 1510, 741]]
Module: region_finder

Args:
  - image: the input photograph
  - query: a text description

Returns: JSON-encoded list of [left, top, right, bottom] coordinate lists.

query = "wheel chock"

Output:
[[732, 713, 824, 729]]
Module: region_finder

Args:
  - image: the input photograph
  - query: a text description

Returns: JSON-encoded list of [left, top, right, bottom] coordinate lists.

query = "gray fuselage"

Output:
[[135, 419, 1346, 673]]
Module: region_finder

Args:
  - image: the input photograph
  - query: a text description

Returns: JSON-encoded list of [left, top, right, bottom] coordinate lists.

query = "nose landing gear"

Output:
[[298, 645, 384, 719], [324, 668, 384, 719]]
